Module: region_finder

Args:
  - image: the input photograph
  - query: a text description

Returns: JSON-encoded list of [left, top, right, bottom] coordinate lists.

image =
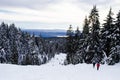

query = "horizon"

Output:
[[0, 0, 120, 30]]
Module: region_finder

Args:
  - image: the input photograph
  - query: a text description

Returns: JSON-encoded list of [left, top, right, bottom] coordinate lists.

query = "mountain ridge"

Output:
[[22, 29, 66, 38]]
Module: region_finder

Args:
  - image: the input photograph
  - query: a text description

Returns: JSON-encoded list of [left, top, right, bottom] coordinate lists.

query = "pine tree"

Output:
[[74, 27, 81, 51], [22, 32, 31, 65], [0, 22, 9, 63], [78, 16, 90, 63], [114, 10, 120, 44], [89, 5, 99, 33], [8, 24, 19, 64], [108, 10, 120, 64], [66, 25, 75, 64], [102, 8, 114, 57], [16, 29, 26, 65], [72, 27, 83, 64], [84, 6, 102, 63], [75, 27, 81, 38], [100, 8, 117, 65], [83, 16, 89, 35], [0, 22, 51, 65]]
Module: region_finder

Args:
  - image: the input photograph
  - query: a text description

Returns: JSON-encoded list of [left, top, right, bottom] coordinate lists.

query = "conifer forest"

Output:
[[0, 6, 120, 65]]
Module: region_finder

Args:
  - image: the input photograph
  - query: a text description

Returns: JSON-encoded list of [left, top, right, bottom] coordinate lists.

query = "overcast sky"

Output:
[[0, 0, 120, 30]]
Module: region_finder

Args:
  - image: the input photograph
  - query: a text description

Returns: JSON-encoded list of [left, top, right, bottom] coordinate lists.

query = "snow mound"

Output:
[[47, 53, 66, 66]]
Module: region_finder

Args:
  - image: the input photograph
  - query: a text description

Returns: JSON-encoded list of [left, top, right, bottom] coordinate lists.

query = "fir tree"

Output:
[[84, 6, 102, 63], [115, 10, 120, 44], [83, 16, 89, 35], [102, 8, 114, 58], [108, 10, 120, 65], [66, 25, 75, 64]]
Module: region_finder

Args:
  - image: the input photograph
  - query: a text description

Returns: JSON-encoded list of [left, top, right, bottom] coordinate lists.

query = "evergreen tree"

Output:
[[82, 16, 89, 35], [16, 29, 26, 65], [114, 10, 120, 44], [75, 27, 81, 38], [0, 22, 50, 65], [78, 16, 90, 63], [84, 6, 102, 63], [101, 8, 118, 65], [8, 24, 19, 64], [0, 22, 9, 63], [72, 27, 82, 64], [66, 25, 75, 64], [0, 6, 120, 66], [108, 10, 120, 65], [74, 27, 81, 51], [89, 5, 99, 33], [101, 8, 114, 57]]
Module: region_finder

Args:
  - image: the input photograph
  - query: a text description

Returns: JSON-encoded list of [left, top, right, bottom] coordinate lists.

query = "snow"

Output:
[[0, 48, 7, 62], [0, 53, 120, 80], [47, 53, 66, 65]]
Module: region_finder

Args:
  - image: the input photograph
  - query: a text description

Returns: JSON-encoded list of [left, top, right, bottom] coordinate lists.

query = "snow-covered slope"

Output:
[[47, 53, 66, 65], [0, 53, 120, 80]]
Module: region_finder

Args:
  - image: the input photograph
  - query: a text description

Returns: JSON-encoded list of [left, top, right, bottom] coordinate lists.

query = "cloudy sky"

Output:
[[0, 0, 120, 30]]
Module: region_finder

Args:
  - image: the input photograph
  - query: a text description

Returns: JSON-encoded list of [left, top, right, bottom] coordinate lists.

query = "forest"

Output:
[[0, 6, 120, 65]]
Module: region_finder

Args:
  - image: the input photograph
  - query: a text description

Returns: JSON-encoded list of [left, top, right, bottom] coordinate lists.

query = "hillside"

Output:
[[0, 53, 119, 80]]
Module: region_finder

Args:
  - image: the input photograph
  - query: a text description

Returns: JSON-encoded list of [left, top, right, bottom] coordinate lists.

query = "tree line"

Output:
[[0, 22, 65, 65], [0, 6, 119, 66], [66, 6, 120, 65]]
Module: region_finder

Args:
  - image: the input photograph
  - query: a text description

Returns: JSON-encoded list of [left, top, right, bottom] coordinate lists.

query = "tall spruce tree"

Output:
[[80, 16, 90, 63], [114, 10, 120, 44], [84, 6, 102, 63], [9, 24, 19, 64], [102, 8, 114, 57], [101, 8, 116, 65], [108, 10, 120, 64]]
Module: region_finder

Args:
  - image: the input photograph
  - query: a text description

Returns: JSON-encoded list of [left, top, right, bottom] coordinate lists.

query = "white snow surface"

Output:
[[0, 53, 120, 80]]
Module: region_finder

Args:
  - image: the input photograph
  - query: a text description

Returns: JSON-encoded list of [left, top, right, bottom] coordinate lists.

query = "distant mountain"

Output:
[[22, 29, 66, 38]]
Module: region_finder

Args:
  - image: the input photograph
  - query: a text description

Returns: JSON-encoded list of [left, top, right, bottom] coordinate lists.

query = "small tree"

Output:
[[66, 25, 75, 64]]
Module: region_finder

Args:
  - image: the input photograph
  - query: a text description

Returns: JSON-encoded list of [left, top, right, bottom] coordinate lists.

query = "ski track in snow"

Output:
[[0, 53, 120, 80]]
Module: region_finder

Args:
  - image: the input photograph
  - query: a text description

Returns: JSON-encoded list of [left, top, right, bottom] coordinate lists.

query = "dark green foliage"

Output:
[[101, 12, 114, 61], [66, 25, 75, 64], [66, 25, 83, 64], [84, 6, 102, 64], [82, 17, 89, 35], [66, 6, 120, 65], [0, 22, 50, 65], [107, 10, 120, 65]]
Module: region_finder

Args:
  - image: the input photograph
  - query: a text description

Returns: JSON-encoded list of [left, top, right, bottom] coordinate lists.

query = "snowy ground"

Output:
[[0, 53, 120, 80]]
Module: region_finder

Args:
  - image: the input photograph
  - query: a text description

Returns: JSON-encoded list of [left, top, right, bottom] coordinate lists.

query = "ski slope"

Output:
[[0, 53, 120, 80]]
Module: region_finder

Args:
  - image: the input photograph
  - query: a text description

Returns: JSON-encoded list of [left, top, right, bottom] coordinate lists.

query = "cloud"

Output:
[[0, 0, 59, 9], [0, 2, 86, 23], [0, 0, 120, 29], [78, 0, 113, 5]]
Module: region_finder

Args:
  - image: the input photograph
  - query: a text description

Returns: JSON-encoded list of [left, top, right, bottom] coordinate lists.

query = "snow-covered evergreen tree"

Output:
[[107, 10, 120, 65], [83, 6, 102, 63], [0, 22, 10, 63], [82, 16, 89, 36], [66, 25, 75, 64], [101, 8, 116, 65], [0, 22, 52, 65]]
